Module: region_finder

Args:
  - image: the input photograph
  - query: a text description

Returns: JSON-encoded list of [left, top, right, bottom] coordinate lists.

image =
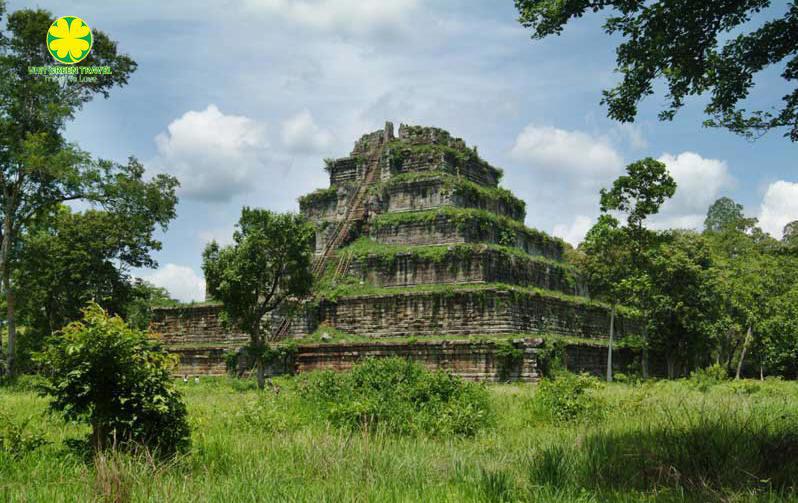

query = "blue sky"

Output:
[[13, 0, 797, 301]]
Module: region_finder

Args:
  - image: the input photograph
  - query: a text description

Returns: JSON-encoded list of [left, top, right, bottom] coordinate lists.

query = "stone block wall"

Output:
[[347, 248, 583, 296], [294, 338, 540, 382], [371, 214, 564, 261], [380, 177, 524, 222], [316, 288, 637, 340], [150, 305, 248, 346]]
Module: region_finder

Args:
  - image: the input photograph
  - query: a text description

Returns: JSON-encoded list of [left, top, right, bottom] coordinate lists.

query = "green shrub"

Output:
[[535, 373, 605, 423], [298, 357, 493, 437], [689, 363, 728, 391], [0, 412, 47, 459], [36, 303, 190, 454]]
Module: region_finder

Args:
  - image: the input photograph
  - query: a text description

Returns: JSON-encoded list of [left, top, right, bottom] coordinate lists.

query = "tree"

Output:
[[0, 5, 151, 375], [515, 0, 798, 141], [12, 198, 177, 370], [647, 231, 718, 377], [599, 157, 676, 376], [37, 303, 190, 453], [704, 197, 758, 233], [759, 284, 798, 378], [577, 214, 630, 381], [783, 220, 798, 247], [202, 208, 314, 389], [705, 225, 778, 378]]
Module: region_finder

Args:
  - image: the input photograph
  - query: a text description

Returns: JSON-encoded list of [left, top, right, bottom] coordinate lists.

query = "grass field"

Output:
[[3, 373, 798, 502]]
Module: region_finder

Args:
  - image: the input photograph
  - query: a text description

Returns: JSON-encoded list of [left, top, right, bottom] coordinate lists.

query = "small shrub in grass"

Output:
[[689, 363, 728, 391], [36, 303, 190, 455], [0, 412, 47, 459], [298, 357, 493, 436], [534, 372, 605, 424]]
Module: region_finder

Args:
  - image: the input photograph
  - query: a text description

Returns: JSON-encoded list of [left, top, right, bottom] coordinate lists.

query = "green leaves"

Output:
[[35, 303, 190, 453], [515, 0, 798, 141]]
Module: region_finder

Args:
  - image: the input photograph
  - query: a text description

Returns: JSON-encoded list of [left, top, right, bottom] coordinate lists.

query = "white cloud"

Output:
[[509, 125, 623, 181], [281, 110, 334, 154], [143, 264, 206, 303], [244, 0, 419, 37], [654, 152, 734, 230], [759, 181, 798, 239], [553, 215, 593, 247], [150, 105, 268, 202]]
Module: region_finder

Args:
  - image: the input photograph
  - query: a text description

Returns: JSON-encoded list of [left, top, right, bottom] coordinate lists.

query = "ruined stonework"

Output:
[[153, 123, 646, 380]]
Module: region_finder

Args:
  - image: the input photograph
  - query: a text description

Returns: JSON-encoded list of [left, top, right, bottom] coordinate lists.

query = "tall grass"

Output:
[[2, 374, 798, 501]]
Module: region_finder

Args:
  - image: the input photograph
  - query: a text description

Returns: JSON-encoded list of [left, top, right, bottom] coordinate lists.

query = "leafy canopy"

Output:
[[515, 0, 798, 141]]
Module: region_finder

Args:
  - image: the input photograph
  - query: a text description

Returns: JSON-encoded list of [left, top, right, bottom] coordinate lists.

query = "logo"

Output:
[[46, 16, 93, 65]]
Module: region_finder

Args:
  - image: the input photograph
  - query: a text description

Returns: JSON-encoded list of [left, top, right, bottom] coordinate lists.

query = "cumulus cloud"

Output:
[[509, 125, 624, 181], [149, 105, 268, 202], [653, 152, 734, 230], [143, 264, 206, 303], [244, 0, 419, 37], [553, 215, 593, 247], [758, 181, 798, 239], [281, 110, 335, 154], [507, 124, 625, 245]]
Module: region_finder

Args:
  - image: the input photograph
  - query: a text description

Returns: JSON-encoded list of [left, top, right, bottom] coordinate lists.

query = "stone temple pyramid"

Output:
[[151, 123, 647, 380]]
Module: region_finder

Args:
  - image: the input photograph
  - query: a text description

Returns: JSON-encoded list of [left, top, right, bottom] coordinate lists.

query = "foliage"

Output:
[[0, 4, 167, 376], [534, 372, 605, 424], [689, 363, 729, 392], [14, 198, 178, 362], [515, 0, 798, 141], [0, 411, 47, 459], [704, 197, 758, 233], [35, 304, 189, 454], [494, 339, 524, 382], [759, 284, 798, 378], [298, 357, 493, 437], [297, 186, 339, 209], [647, 231, 719, 375], [202, 208, 313, 389], [536, 338, 566, 377], [4, 377, 798, 500]]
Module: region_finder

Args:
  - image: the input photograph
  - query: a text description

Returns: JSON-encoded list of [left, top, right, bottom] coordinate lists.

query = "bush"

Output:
[[298, 357, 493, 436], [0, 412, 47, 459], [36, 303, 190, 454], [689, 363, 728, 391], [535, 372, 605, 423]]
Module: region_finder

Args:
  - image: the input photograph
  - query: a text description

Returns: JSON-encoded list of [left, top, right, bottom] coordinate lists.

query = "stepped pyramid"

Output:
[[151, 123, 646, 380]]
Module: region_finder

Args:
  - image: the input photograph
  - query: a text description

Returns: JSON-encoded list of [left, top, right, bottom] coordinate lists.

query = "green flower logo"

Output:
[[47, 16, 93, 65]]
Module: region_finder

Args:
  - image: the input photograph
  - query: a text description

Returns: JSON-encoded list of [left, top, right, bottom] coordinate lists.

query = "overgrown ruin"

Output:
[[151, 123, 660, 380]]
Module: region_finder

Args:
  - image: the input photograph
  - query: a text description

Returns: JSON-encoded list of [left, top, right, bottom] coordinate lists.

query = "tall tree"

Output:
[[647, 231, 718, 377], [0, 5, 139, 375], [599, 158, 676, 376], [14, 181, 177, 369], [704, 197, 758, 233], [577, 214, 631, 381], [515, 0, 798, 141], [202, 208, 314, 389], [784, 220, 798, 247]]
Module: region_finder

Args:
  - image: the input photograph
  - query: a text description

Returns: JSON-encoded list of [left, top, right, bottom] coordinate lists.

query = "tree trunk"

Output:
[[607, 304, 616, 382], [735, 325, 752, 380], [641, 323, 649, 379], [666, 357, 675, 379], [252, 322, 266, 390], [1, 217, 15, 377]]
